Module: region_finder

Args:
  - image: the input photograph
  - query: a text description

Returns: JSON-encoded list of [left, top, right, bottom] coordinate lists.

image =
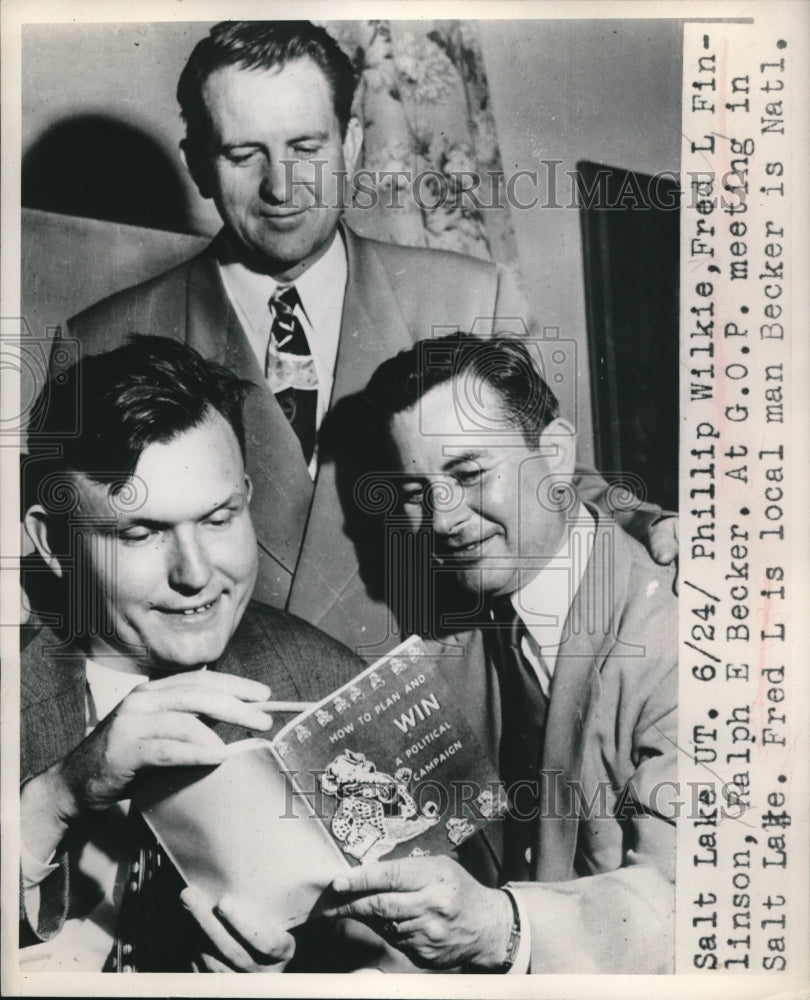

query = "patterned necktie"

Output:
[[485, 597, 550, 881], [266, 285, 318, 464]]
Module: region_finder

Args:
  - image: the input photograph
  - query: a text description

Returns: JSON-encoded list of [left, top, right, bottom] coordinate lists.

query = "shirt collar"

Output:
[[294, 232, 347, 328], [84, 659, 209, 726], [509, 503, 595, 656], [84, 658, 150, 726], [217, 231, 347, 324]]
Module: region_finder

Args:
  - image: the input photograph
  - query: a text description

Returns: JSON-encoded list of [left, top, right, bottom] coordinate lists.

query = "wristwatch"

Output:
[[497, 888, 522, 973]]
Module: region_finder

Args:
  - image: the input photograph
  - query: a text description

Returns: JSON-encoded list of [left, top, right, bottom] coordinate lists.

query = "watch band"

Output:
[[498, 887, 522, 973]]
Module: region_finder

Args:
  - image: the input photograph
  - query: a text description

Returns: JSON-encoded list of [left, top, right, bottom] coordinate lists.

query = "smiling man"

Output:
[[19, 337, 363, 972], [48, 414, 258, 671], [62, 20, 533, 643], [327, 335, 679, 974], [183, 51, 360, 280], [64, 20, 676, 654]]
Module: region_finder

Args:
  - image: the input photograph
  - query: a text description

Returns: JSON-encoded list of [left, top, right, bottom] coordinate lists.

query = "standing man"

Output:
[[20, 337, 365, 972], [65, 20, 676, 655], [328, 335, 678, 974]]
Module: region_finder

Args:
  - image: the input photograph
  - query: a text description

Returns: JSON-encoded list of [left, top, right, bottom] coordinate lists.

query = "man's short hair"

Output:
[[178, 20, 358, 145], [364, 333, 560, 450], [27, 336, 253, 512]]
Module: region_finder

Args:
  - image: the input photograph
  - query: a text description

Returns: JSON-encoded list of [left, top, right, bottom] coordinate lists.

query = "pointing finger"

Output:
[[148, 670, 271, 702], [323, 890, 424, 924], [331, 859, 423, 895], [126, 685, 273, 732]]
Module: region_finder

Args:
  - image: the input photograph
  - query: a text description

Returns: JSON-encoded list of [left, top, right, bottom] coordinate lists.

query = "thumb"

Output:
[[649, 517, 678, 565]]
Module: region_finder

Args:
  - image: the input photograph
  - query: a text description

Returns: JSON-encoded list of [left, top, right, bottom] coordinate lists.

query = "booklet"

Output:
[[135, 636, 506, 929]]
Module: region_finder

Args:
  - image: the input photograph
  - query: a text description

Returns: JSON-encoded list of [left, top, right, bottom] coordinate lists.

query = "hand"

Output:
[[182, 887, 295, 972], [647, 516, 679, 591], [325, 856, 512, 970], [21, 670, 272, 877], [57, 670, 273, 816], [23, 671, 273, 867]]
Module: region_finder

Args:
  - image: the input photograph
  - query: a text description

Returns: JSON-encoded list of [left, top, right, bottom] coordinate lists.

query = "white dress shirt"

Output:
[[508, 503, 595, 697], [218, 232, 348, 478]]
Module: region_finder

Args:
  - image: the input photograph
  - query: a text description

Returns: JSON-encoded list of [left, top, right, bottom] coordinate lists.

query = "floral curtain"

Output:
[[322, 20, 519, 271]]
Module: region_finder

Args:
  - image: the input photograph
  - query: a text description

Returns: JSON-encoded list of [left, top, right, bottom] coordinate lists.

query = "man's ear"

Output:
[[244, 474, 254, 504], [180, 138, 214, 200], [342, 116, 363, 174], [23, 506, 65, 579], [539, 417, 577, 476]]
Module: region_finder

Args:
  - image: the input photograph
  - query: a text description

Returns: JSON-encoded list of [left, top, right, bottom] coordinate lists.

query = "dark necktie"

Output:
[[104, 809, 196, 972], [266, 285, 318, 464], [485, 597, 549, 881]]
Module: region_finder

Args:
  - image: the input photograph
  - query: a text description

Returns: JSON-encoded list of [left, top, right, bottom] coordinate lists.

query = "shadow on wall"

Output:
[[22, 115, 192, 233]]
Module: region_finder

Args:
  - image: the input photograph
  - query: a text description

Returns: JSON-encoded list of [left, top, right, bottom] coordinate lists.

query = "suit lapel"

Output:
[[287, 227, 412, 624], [184, 245, 313, 581], [330, 226, 412, 401], [534, 515, 632, 882], [534, 639, 600, 882], [184, 246, 233, 362]]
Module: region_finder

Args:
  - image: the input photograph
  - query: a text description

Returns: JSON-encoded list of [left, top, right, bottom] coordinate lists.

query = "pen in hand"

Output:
[[254, 700, 316, 714]]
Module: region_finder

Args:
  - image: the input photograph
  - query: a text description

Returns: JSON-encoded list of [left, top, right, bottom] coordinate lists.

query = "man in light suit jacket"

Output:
[[328, 335, 677, 974], [20, 338, 368, 972], [64, 21, 676, 658]]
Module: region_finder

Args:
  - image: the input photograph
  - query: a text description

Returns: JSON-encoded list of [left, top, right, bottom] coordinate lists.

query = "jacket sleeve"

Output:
[[574, 463, 669, 542], [19, 847, 70, 947], [508, 666, 677, 974], [490, 265, 673, 536]]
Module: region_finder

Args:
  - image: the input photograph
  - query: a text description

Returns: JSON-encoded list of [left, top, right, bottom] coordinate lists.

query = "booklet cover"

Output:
[[135, 636, 505, 928], [273, 635, 507, 865]]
